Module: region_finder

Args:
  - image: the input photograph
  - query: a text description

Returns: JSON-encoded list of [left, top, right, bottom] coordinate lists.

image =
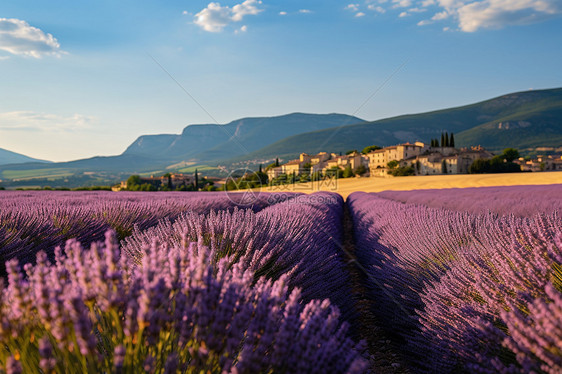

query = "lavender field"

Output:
[[0, 186, 561, 373]]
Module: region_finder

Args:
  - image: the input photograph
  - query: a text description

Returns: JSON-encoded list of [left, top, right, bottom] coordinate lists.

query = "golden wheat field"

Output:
[[256, 171, 562, 199]]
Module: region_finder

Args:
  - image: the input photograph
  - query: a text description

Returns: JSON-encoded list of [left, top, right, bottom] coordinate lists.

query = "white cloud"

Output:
[[232, 0, 263, 21], [421, 0, 436, 6], [457, 0, 561, 32], [279, 11, 287, 15], [0, 18, 62, 58], [299, 9, 312, 14], [346, 4, 361, 12], [182, 11, 191, 15], [0, 111, 94, 132], [235, 25, 248, 33], [435, 10, 450, 19], [399, 11, 410, 16], [409, 7, 427, 12], [392, 0, 413, 8], [356, 12, 367, 17], [193, 0, 263, 32], [418, 9, 449, 24], [368, 5, 387, 13], [416, 0, 562, 32]]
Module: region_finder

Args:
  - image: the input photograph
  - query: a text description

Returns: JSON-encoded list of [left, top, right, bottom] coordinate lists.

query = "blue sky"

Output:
[[0, 0, 561, 161]]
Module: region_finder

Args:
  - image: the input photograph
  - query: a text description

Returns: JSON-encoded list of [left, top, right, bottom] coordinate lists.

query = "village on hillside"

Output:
[[114, 133, 562, 191], [266, 133, 562, 182]]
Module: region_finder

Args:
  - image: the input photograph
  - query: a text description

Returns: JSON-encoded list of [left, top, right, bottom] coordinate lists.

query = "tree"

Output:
[[275, 158, 280, 167], [441, 159, 448, 174], [265, 161, 277, 171], [355, 164, 367, 176], [346, 149, 358, 155], [342, 165, 355, 178], [299, 174, 311, 183], [502, 148, 519, 162], [440, 133, 445, 148], [224, 179, 238, 191], [416, 160, 421, 174], [390, 166, 415, 176], [326, 167, 343, 179], [194, 169, 199, 191], [163, 173, 172, 189], [444, 132, 449, 147], [362, 145, 382, 154], [255, 171, 268, 185], [387, 160, 399, 169], [126, 175, 141, 190], [450, 133, 455, 148], [258, 164, 262, 173], [469, 158, 492, 174], [140, 183, 156, 191]]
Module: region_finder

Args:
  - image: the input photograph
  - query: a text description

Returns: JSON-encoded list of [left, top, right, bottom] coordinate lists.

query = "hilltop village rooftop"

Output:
[[266, 141, 515, 178]]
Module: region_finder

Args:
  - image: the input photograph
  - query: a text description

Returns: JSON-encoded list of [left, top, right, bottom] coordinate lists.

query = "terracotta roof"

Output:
[[285, 160, 302, 166]]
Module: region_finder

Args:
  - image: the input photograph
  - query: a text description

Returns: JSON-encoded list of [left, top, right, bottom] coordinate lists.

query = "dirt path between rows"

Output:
[[342, 204, 411, 374]]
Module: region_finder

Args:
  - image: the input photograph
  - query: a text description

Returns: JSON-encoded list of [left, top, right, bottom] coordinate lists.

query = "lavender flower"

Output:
[[348, 190, 562, 373], [1, 227, 367, 373]]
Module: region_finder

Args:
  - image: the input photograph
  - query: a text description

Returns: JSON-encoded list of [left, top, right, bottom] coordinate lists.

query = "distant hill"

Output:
[[0, 148, 51, 166], [123, 113, 365, 162], [0, 113, 364, 180], [233, 88, 562, 162]]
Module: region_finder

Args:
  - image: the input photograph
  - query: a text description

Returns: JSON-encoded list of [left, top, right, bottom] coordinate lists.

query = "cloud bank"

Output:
[[194, 0, 263, 32], [0, 18, 62, 58], [454, 0, 561, 32], [419, 0, 561, 31], [356, 0, 561, 31]]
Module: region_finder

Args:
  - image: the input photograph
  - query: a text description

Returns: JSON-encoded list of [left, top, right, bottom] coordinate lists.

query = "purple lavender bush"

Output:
[[416, 218, 562, 373], [377, 184, 562, 217], [122, 192, 358, 324], [0, 231, 368, 373], [0, 191, 295, 276], [348, 191, 562, 373]]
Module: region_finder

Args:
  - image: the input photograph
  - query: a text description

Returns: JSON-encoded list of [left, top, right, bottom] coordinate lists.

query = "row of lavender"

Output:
[[0, 191, 295, 276], [0, 192, 368, 373], [377, 184, 562, 217], [349, 189, 562, 373]]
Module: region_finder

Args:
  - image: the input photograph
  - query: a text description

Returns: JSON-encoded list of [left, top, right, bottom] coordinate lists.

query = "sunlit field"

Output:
[[256, 171, 562, 198]]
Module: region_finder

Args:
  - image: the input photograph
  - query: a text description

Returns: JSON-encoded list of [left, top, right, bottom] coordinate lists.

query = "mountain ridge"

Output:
[[228, 87, 562, 162], [0, 148, 52, 166], [123, 112, 365, 162]]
